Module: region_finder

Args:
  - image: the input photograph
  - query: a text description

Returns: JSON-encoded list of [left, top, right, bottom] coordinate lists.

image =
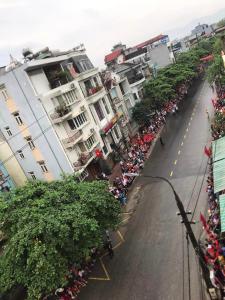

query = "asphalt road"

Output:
[[80, 79, 214, 300]]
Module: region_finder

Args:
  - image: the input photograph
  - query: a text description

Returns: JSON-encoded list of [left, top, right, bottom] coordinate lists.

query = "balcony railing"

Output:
[[112, 97, 121, 104], [73, 152, 92, 171], [50, 106, 72, 124], [62, 130, 83, 148], [86, 86, 103, 97], [128, 74, 145, 85]]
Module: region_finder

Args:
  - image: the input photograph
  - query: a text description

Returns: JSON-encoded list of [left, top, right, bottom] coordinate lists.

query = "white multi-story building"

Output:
[[103, 71, 138, 142], [0, 47, 123, 182]]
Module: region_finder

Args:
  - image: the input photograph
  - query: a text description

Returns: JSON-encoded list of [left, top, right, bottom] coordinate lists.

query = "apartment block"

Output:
[[0, 47, 123, 182]]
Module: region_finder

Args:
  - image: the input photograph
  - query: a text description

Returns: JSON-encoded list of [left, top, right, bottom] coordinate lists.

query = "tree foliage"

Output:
[[0, 177, 121, 299], [217, 18, 225, 28], [132, 43, 207, 124], [206, 37, 225, 88]]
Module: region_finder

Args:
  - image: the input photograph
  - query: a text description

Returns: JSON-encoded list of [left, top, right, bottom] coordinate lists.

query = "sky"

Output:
[[0, 0, 224, 68]]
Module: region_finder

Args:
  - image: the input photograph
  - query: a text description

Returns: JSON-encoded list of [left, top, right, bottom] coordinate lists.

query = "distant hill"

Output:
[[167, 8, 225, 40]]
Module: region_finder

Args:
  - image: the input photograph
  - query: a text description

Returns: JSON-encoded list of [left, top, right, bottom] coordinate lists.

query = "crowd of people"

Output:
[[44, 81, 192, 300], [211, 92, 225, 140], [43, 248, 99, 300], [201, 93, 225, 292], [108, 81, 191, 207]]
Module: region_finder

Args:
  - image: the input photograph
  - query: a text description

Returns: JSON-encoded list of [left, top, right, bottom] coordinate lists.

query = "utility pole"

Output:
[[124, 173, 216, 298], [144, 175, 215, 298]]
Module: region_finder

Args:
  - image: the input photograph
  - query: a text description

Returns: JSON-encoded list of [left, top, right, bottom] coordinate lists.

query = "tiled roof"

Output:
[[104, 49, 122, 63], [134, 34, 167, 49]]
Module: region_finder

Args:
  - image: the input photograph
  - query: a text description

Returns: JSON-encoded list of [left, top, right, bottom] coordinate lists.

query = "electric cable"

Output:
[[186, 232, 191, 300]]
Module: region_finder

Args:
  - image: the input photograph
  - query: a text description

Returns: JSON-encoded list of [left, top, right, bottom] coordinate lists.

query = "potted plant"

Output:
[[55, 103, 70, 117]]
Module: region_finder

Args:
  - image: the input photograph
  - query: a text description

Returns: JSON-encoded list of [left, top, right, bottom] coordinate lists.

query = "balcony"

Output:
[[86, 86, 104, 97], [73, 152, 93, 171], [112, 97, 122, 105], [62, 130, 83, 148], [128, 74, 145, 86], [50, 105, 72, 124]]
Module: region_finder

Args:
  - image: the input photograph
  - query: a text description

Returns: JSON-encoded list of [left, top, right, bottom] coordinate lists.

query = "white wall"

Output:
[[28, 69, 50, 95]]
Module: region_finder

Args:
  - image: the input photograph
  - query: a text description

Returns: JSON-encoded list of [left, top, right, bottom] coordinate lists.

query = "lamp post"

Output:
[[124, 173, 215, 298]]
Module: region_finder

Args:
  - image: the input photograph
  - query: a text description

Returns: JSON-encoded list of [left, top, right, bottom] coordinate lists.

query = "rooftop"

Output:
[[104, 49, 122, 64], [134, 34, 168, 49], [104, 34, 168, 64]]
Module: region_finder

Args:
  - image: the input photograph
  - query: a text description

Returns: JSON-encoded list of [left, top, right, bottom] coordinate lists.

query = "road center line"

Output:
[[174, 160, 177, 165], [186, 128, 189, 132], [188, 122, 191, 126], [178, 150, 181, 155], [170, 171, 173, 177], [181, 141, 184, 146], [184, 135, 186, 139], [190, 117, 193, 120]]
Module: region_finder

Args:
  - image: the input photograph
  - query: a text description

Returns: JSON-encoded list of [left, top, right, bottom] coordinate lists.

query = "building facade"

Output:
[[0, 130, 27, 187], [0, 47, 123, 182], [191, 23, 213, 36]]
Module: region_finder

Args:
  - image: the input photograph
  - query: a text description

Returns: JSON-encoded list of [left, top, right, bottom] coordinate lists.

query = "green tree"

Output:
[[132, 98, 154, 125], [0, 177, 121, 299], [213, 38, 223, 55], [217, 18, 225, 28]]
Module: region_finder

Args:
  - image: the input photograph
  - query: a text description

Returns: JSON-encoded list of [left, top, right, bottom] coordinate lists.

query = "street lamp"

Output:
[[124, 173, 215, 298]]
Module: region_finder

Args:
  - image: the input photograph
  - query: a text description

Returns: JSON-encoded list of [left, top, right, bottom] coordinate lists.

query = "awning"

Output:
[[212, 136, 225, 193], [219, 194, 225, 232], [212, 136, 225, 163]]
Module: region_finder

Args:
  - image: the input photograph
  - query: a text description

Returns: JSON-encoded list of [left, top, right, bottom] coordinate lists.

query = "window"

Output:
[[38, 161, 48, 173], [26, 137, 35, 150], [102, 137, 108, 155], [78, 169, 89, 181], [5, 126, 12, 136], [119, 83, 125, 95], [13, 112, 23, 126], [84, 79, 93, 95], [94, 101, 105, 121], [138, 89, 144, 99], [133, 93, 138, 100], [110, 88, 117, 99], [102, 98, 110, 114], [0, 85, 9, 100], [28, 171, 36, 180], [113, 126, 120, 139], [56, 89, 78, 106], [85, 135, 96, 150], [93, 77, 99, 87], [80, 60, 92, 71], [67, 112, 87, 130], [17, 150, 25, 159]]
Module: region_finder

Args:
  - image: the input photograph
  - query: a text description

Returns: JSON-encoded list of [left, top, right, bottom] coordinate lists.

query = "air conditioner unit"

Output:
[[80, 106, 85, 111], [70, 83, 75, 89], [90, 128, 95, 134]]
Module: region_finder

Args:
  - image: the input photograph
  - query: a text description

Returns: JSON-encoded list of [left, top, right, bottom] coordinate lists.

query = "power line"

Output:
[[186, 232, 191, 300], [182, 226, 185, 300]]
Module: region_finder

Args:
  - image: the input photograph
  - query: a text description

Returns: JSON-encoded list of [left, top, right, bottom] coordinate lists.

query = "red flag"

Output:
[[200, 213, 211, 235], [143, 133, 155, 143], [200, 212, 207, 228], [95, 149, 103, 158], [204, 146, 212, 157], [66, 63, 77, 78]]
